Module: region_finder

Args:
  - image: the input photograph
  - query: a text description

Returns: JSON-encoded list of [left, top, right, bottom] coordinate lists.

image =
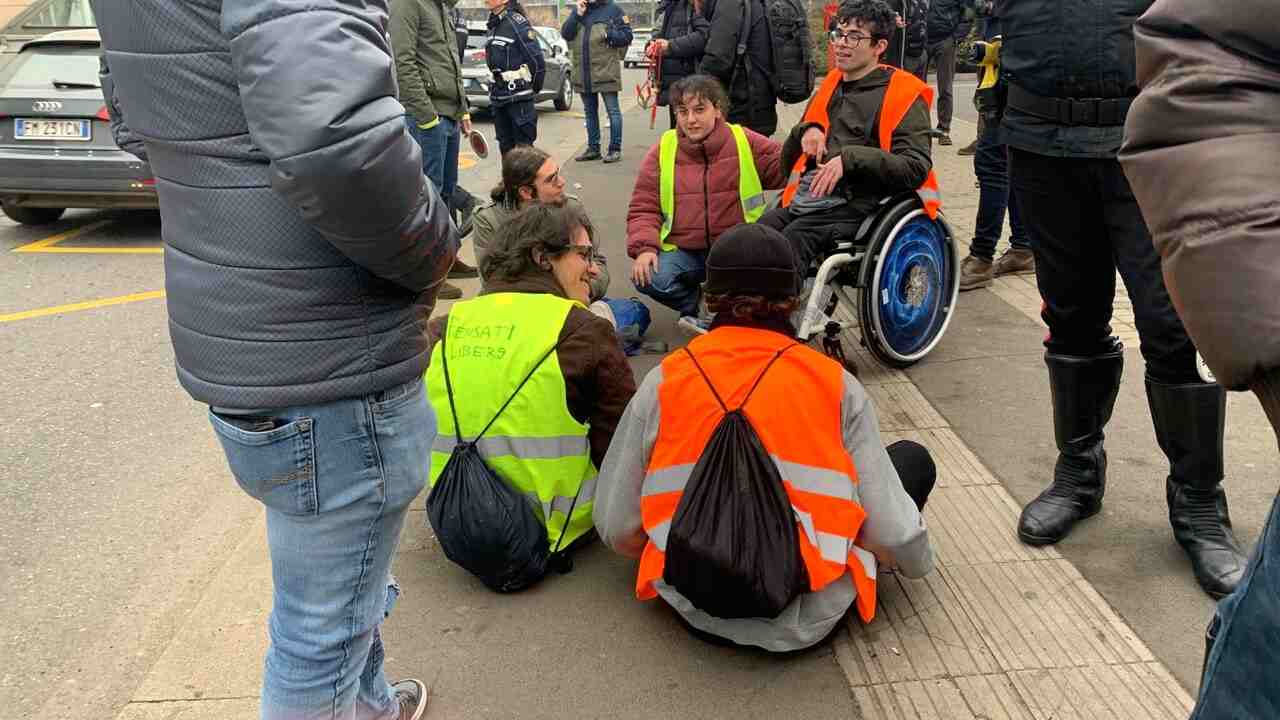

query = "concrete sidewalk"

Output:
[[109, 98, 1258, 718]]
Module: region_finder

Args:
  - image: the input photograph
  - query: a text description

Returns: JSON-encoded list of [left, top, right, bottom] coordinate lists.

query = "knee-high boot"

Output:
[[1018, 351, 1125, 545], [1147, 377, 1247, 599]]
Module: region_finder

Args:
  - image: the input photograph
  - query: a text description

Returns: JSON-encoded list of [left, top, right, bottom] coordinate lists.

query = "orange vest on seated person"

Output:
[[781, 66, 942, 219], [635, 326, 882, 623]]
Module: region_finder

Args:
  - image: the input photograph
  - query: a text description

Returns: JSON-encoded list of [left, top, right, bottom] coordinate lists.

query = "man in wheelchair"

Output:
[[759, 0, 939, 277]]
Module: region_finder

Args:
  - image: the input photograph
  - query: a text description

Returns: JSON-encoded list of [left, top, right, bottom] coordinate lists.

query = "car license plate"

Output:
[[14, 118, 91, 141]]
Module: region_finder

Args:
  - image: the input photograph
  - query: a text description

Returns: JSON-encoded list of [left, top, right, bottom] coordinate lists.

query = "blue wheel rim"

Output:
[[874, 213, 952, 359]]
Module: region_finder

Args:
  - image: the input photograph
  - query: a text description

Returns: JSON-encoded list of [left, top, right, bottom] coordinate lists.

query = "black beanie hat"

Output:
[[703, 223, 801, 300]]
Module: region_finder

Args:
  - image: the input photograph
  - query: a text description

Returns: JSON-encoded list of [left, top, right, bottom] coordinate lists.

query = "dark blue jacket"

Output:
[[486, 8, 546, 105]]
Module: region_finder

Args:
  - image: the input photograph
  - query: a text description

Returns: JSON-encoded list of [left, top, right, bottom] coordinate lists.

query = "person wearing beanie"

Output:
[[594, 223, 937, 652]]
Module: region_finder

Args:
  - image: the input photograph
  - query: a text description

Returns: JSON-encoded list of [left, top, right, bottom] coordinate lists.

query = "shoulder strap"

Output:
[[682, 341, 798, 414], [439, 324, 569, 445]]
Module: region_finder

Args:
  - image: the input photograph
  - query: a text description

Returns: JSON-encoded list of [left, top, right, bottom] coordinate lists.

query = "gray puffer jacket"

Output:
[[92, 0, 457, 409], [1120, 0, 1280, 391]]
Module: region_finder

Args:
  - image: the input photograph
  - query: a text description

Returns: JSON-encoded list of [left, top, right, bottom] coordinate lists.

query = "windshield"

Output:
[[22, 0, 96, 28], [0, 45, 99, 89], [465, 32, 487, 50]]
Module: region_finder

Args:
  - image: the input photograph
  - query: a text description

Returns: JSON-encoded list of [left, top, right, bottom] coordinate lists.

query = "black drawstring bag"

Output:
[[427, 331, 581, 593], [663, 344, 808, 619]]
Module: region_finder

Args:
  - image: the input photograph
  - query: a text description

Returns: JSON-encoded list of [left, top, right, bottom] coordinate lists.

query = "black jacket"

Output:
[[925, 0, 964, 46], [654, 0, 710, 104], [94, 0, 456, 409], [700, 0, 777, 136], [998, 0, 1153, 158], [487, 9, 546, 105]]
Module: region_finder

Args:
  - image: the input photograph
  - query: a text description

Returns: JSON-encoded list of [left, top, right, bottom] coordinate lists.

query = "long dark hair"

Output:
[[490, 145, 551, 207]]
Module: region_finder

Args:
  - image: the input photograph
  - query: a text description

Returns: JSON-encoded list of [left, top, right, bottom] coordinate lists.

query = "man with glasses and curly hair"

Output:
[[758, 0, 936, 280]]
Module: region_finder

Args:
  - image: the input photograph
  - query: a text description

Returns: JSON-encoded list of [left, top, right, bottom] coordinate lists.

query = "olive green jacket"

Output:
[[391, 0, 468, 124]]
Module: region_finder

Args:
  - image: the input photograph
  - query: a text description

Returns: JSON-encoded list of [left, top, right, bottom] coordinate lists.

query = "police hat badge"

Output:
[[469, 129, 490, 160]]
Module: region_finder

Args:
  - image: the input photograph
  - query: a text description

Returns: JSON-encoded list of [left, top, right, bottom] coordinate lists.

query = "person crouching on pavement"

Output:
[[758, 0, 936, 280], [626, 74, 785, 334], [473, 146, 607, 298], [425, 204, 637, 559], [594, 223, 936, 651]]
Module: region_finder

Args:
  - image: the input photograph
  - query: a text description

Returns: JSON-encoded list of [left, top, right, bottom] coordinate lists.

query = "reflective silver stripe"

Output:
[[851, 545, 877, 581], [641, 464, 693, 496], [432, 434, 588, 459], [743, 192, 766, 211], [526, 475, 596, 521], [650, 519, 671, 550], [794, 507, 855, 565], [917, 188, 942, 201], [777, 460, 855, 501]]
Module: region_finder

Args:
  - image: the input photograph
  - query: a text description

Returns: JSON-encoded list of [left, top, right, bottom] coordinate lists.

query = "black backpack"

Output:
[[426, 332, 581, 593], [736, 0, 814, 105], [662, 344, 808, 619]]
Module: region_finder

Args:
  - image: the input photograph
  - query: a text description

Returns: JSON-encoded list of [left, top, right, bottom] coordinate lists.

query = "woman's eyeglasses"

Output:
[[564, 245, 601, 265]]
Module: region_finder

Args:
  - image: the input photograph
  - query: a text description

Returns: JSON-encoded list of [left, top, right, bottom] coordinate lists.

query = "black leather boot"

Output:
[[1147, 377, 1247, 599], [1018, 351, 1124, 545]]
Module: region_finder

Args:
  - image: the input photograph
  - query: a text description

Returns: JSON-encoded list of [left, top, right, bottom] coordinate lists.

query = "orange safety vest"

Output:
[[635, 326, 881, 623], [781, 66, 942, 219]]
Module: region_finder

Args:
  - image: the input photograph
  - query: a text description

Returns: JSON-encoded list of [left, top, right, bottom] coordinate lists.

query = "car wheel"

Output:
[[554, 72, 572, 111], [2, 205, 65, 225]]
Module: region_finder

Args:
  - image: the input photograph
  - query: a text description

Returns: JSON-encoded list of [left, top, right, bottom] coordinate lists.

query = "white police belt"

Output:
[[499, 64, 533, 90]]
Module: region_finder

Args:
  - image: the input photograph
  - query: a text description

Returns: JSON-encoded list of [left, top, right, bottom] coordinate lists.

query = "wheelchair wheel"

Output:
[[858, 205, 959, 368]]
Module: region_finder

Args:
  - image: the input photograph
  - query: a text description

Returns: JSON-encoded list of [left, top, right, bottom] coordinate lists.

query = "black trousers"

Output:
[[1008, 148, 1199, 384], [492, 99, 537, 156], [758, 203, 867, 276]]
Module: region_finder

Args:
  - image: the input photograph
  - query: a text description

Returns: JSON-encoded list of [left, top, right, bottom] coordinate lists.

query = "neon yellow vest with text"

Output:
[[658, 123, 766, 251], [425, 293, 595, 550]]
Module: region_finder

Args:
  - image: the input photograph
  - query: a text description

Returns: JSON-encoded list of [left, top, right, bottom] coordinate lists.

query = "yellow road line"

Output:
[[20, 246, 162, 254], [11, 219, 115, 253], [0, 290, 165, 323]]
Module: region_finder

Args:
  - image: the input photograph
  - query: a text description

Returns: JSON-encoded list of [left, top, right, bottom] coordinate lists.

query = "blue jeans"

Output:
[[582, 91, 622, 153], [970, 121, 1029, 261], [208, 378, 434, 720], [633, 247, 706, 317], [1192, 491, 1280, 719], [404, 114, 459, 203]]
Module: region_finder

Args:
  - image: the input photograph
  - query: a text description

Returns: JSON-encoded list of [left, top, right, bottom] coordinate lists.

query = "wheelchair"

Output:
[[793, 192, 961, 370]]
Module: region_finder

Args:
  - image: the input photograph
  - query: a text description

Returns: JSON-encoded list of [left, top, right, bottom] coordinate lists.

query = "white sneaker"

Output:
[[677, 315, 710, 336], [391, 678, 427, 720]]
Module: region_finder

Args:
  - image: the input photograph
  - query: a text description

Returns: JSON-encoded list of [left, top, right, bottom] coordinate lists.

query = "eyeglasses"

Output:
[[536, 169, 562, 186], [828, 29, 873, 46], [564, 245, 601, 265]]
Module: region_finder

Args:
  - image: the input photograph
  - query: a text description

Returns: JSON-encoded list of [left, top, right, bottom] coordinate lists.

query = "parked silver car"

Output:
[[461, 22, 573, 113], [0, 30, 156, 225]]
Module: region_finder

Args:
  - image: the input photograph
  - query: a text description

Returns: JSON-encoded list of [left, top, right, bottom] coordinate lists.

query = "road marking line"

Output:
[[0, 290, 165, 323], [11, 219, 115, 253], [18, 246, 163, 254]]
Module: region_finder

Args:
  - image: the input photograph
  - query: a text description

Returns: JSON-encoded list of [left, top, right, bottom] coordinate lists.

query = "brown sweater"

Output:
[[426, 275, 637, 466]]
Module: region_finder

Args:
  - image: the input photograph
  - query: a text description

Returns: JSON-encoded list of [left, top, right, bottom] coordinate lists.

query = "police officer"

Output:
[[485, 0, 546, 155], [1001, 0, 1247, 600]]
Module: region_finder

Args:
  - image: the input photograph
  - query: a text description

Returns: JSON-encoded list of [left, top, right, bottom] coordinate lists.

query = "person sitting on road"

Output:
[[594, 223, 936, 652], [425, 203, 637, 559], [625, 74, 785, 333], [473, 145, 609, 301], [759, 0, 937, 279]]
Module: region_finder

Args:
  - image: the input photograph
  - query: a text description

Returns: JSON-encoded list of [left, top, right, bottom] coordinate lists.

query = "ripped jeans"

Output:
[[209, 378, 433, 719]]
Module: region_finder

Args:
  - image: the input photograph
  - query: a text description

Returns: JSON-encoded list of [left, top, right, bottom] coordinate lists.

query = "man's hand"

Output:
[[576, 0, 588, 15], [632, 251, 659, 287], [648, 38, 669, 56], [809, 156, 844, 197], [895, 12, 906, 28], [801, 126, 827, 161], [461, 115, 472, 136]]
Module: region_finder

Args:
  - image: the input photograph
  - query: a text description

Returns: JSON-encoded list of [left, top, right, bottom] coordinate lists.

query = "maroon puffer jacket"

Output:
[[626, 119, 785, 258]]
